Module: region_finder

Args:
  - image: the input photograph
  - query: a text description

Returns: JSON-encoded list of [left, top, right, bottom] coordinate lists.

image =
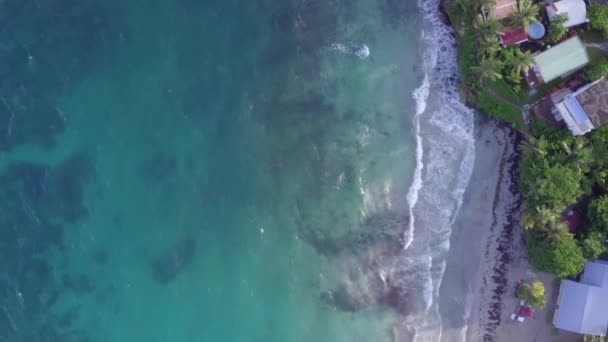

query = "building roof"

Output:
[[575, 78, 608, 128], [554, 261, 608, 336], [491, 0, 518, 20], [500, 27, 529, 46], [546, 0, 588, 28], [534, 36, 589, 83], [554, 95, 594, 135], [581, 260, 608, 287]]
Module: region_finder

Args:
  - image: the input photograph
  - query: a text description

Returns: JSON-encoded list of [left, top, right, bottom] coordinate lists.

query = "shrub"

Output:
[[458, 32, 477, 87], [589, 5, 608, 38], [547, 14, 568, 43], [588, 195, 608, 233], [473, 90, 524, 130], [527, 231, 586, 278], [584, 59, 608, 81], [524, 164, 584, 209], [516, 281, 546, 309], [579, 231, 607, 260]]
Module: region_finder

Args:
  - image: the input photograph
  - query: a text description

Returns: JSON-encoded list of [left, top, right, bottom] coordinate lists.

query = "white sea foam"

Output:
[[405, 74, 429, 250], [330, 42, 370, 59], [399, 0, 477, 340]]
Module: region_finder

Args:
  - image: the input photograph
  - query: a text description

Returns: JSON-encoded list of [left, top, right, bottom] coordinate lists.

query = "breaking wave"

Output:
[[398, 0, 477, 340]]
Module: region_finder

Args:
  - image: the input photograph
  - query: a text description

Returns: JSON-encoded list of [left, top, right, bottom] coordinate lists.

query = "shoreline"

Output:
[[436, 115, 581, 342], [433, 1, 583, 340], [436, 115, 519, 341]]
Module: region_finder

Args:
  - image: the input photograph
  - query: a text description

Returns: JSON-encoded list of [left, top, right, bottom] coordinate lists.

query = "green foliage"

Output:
[[527, 230, 586, 277], [499, 46, 518, 64], [589, 4, 608, 38], [475, 14, 503, 41], [472, 90, 524, 129], [519, 122, 608, 276], [529, 117, 570, 141], [579, 231, 607, 260], [516, 281, 546, 309], [510, 0, 539, 30], [588, 196, 608, 233], [521, 206, 568, 239], [509, 49, 534, 75], [477, 35, 501, 58], [584, 59, 608, 81], [458, 33, 478, 87], [547, 14, 568, 43], [472, 57, 504, 82], [523, 164, 583, 209]]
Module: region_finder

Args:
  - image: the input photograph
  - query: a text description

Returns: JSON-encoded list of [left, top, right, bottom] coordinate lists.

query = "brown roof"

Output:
[[532, 97, 566, 128], [576, 78, 608, 127], [500, 27, 528, 45], [492, 0, 518, 20]]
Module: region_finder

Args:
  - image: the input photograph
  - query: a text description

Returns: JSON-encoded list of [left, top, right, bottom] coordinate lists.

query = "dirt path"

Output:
[[584, 42, 608, 51]]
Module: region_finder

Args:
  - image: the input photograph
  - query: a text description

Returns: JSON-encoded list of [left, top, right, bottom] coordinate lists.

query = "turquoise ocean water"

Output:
[[0, 0, 446, 341]]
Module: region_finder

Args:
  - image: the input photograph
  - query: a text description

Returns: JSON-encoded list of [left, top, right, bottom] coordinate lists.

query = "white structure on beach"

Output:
[[553, 261, 608, 336], [546, 0, 588, 28]]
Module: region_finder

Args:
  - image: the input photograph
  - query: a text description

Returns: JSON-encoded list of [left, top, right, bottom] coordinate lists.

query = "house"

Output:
[[491, 0, 518, 20], [553, 78, 608, 135], [527, 36, 589, 87], [500, 27, 528, 46], [546, 0, 588, 28], [553, 261, 608, 336]]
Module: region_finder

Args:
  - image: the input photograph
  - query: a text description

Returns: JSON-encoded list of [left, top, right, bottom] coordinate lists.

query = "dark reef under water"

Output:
[[0, 0, 124, 340]]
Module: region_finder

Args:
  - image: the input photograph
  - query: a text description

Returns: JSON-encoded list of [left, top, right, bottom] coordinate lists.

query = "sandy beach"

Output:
[[438, 116, 581, 342]]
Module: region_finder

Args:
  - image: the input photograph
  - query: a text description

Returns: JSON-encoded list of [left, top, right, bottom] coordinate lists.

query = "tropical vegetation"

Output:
[[589, 4, 608, 38], [446, 0, 532, 129], [446, 0, 608, 280], [547, 14, 568, 43], [510, 0, 539, 31], [520, 122, 608, 277], [516, 281, 545, 309], [585, 59, 608, 81]]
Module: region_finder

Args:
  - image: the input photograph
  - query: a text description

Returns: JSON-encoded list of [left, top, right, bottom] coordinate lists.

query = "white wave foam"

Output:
[[400, 0, 477, 340], [404, 74, 430, 250], [330, 42, 370, 59]]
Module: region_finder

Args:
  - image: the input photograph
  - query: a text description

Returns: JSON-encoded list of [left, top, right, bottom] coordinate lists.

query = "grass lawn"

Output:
[[587, 47, 607, 63], [472, 89, 525, 131], [579, 30, 605, 44], [488, 78, 525, 106]]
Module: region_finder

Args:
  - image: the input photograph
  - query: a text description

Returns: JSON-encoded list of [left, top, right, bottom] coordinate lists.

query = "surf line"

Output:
[[405, 72, 429, 250]]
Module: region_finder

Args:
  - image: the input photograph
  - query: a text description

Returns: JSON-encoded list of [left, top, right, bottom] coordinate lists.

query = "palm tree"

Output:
[[522, 206, 567, 238], [477, 35, 501, 58], [521, 211, 536, 230], [478, 0, 497, 12], [509, 49, 534, 75], [561, 137, 594, 173], [518, 136, 548, 157], [472, 57, 504, 82], [475, 14, 503, 40], [510, 0, 539, 31]]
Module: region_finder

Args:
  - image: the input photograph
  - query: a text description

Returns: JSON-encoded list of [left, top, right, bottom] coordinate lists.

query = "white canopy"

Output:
[[546, 0, 588, 28]]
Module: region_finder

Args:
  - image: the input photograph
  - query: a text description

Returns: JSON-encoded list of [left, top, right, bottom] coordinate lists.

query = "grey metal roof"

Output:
[[581, 260, 608, 288], [554, 281, 589, 333], [583, 287, 608, 335], [554, 261, 608, 336], [564, 96, 589, 125]]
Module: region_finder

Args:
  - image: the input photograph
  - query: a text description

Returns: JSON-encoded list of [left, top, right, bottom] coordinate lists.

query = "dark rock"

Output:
[[151, 235, 197, 284]]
